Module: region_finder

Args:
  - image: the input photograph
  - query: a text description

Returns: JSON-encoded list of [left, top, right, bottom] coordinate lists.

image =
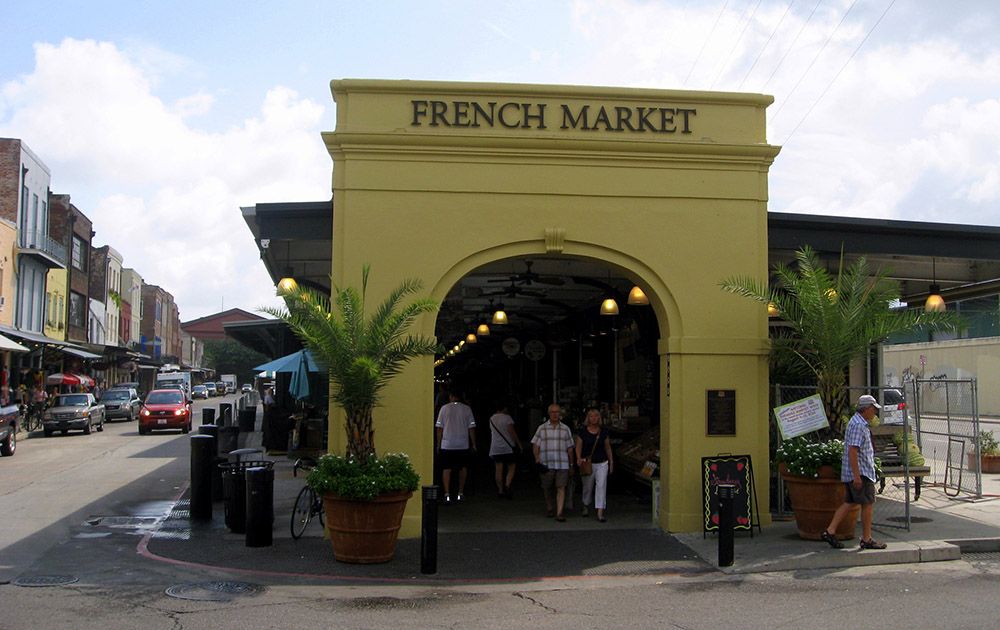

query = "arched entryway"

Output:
[[323, 79, 779, 537], [430, 253, 666, 528]]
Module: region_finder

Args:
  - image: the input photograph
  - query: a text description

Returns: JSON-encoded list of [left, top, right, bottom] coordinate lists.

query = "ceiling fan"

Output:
[[487, 260, 565, 286], [481, 280, 546, 298]]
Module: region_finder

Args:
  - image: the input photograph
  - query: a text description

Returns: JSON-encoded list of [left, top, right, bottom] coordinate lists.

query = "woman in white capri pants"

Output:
[[575, 407, 614, 522]]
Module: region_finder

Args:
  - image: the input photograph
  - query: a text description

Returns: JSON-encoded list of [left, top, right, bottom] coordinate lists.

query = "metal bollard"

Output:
[[717, 483, 736, 567], [219, 402, 233, 426], [198, 425, 223, 501], [218, 426, 239, 455], [202, 407, 216, 425], [245, 466, 274, 547], [421, 485, 440, 574], [190, 435, 215, 521], [237, 408, 256, 433]]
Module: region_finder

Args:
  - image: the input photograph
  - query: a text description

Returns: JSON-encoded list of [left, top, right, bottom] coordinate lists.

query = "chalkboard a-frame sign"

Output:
[[701, 454, 760, 536]]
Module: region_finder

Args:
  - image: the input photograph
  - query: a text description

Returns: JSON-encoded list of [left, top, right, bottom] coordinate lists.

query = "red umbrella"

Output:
[[46, 372, 96, 388]]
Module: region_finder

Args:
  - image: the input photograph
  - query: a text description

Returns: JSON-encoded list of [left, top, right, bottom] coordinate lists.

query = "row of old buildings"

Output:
[[0, 137, 203, 400]]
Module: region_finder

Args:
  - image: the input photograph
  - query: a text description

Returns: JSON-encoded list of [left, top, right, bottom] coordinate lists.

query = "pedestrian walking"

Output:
[[435, 390, 476, 503], [821, 394, 887, 550], [531, 403, 575, 521], [576, 407, 614, 521], [489, 401, 522, 498]]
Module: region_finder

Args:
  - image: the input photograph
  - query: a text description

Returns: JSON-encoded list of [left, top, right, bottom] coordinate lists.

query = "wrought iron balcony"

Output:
[[18, 229, 68, 268]]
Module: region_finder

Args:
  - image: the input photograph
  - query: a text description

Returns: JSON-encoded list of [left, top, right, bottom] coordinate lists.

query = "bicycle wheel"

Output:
[[290, 485, 315, 539], [315, 496, 325, 528]]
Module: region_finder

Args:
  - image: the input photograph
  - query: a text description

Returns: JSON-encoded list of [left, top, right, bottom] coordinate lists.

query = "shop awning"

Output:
[[0, 326, 68, 346], [0, 333, 29, 353], [46, 372, 96, 388], [62, 346, 104, 360]]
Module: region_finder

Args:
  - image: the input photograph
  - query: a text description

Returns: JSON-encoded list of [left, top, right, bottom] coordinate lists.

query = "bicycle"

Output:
[[290, 457, 325, 539], [18, 403, 44, 434]]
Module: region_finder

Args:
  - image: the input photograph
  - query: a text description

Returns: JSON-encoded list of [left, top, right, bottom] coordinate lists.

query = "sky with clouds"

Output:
[[1, 0, 998, 320]]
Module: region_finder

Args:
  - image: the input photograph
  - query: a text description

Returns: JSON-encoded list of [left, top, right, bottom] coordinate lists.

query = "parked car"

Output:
[[0, 404, 18, 456], [191, 385, 209, 400], [42, 393, 106, 436], [139, 389, 192, 435], [881, 388, 910, 425], [204, 382, 218, 396], [101, 388, 141, 422], [114, 381, 143, 398], [241, 383, 252, 393]]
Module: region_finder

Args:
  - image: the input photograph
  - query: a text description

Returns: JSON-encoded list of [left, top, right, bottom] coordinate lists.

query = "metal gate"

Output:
[[908, 378, 981, 498]]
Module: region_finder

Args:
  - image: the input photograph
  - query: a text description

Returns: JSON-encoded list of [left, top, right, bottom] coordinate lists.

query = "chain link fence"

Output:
[[909, 378, 981, 498]]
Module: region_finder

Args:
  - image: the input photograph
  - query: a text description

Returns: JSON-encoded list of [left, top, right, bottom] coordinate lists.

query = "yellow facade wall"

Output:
[[323, 80, 779, 535], [0, 220, 15, 328], [44, 268, 67, 340]]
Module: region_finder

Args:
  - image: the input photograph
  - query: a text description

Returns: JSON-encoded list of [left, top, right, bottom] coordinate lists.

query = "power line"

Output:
[[738, 0, 797, 89], [762, 0, 823, 90], [684, 0, 730, 87], [768, 0, 859, 125], [711, 0, 764, 89], [782, 0, 897, 146]]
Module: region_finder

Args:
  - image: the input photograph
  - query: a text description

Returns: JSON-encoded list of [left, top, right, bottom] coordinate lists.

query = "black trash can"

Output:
[[237, 408, 256, 433], [220, 460, 274, 533], [202, 407, 216, 425], [245, 465, 275, 547]]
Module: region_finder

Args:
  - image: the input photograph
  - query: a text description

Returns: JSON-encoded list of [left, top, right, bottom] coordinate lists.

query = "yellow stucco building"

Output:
[[319, 80, 780, 536]]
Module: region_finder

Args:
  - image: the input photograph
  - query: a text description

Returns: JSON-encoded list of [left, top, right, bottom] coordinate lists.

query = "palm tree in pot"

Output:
[[263, 264, 439, 562], [721, 246, 960, 434]]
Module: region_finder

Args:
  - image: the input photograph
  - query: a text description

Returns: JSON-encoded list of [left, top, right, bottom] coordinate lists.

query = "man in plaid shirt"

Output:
[[531, 403, 576, 521], [822, 394, 886, 550]]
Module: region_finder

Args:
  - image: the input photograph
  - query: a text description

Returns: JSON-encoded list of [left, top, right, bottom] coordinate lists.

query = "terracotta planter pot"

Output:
[[782, 473, 859, 541], [968, 453, 1000, 474], [322, 490, 413, 564]]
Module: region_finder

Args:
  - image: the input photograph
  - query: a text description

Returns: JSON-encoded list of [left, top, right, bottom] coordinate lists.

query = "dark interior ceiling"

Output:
[[242, 203, 1000, 356]]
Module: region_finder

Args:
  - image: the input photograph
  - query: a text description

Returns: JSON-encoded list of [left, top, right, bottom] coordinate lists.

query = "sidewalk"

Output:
[[145, 417, 1000, 582]]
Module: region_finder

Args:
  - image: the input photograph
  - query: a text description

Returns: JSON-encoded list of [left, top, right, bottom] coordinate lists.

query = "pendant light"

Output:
[[276, 242, 298, 296], [600, 297, 619, 316], [767, 302, 779, 317], [492, 302, 508, 325], [627, 285, 649, 305], [925, 259, 945, 312], [476, 323, 490, 336], [465, 333, 477, 344]]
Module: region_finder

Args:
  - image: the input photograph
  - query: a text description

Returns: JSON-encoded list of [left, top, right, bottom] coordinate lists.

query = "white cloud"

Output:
[[0, 38, 329, 320]]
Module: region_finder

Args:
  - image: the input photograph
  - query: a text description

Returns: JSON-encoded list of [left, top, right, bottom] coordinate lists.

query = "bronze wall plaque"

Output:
[[707, 389, 736, 436]]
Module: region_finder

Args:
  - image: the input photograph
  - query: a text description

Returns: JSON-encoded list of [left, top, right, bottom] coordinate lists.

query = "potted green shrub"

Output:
[[775, 437, 859, 539], [263, 265, 438, 563], [967, 430, 1000, 474], [722, 247, 960, 540]]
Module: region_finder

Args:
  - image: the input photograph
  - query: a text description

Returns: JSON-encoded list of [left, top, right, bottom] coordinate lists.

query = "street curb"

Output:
[[946, 537, 1000, 553]]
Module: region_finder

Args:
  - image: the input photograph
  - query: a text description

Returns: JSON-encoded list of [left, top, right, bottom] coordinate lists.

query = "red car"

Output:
[[139, 389, 192, 435]]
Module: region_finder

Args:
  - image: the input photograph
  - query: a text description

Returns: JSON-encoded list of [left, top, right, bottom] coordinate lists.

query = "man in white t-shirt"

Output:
[[435, 391, 477, 503]]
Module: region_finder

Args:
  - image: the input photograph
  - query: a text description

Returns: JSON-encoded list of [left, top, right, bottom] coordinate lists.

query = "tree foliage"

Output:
[[261, 265, 439, 461], [721, 246, 962, 433], [203, 338, 269, 384]]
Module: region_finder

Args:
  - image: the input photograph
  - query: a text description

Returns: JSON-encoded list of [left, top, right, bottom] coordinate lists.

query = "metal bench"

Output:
[[871, 426, 930, 500]]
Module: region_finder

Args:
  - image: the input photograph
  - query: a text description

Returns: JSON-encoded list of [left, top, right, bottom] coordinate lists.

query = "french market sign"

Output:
[[411, 100, 696, 134]]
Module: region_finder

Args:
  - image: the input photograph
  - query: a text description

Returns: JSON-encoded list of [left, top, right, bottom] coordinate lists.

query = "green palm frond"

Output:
[[720, 245, 963, 427], [261, 265, 440, 460]]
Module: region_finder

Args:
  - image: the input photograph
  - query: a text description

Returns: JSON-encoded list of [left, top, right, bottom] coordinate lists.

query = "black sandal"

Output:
[[820, 530, 844, 549], [860, 538, 887, 550]]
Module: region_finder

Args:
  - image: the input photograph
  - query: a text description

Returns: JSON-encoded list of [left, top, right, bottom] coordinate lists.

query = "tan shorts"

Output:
[[540, 468, 569, 490]]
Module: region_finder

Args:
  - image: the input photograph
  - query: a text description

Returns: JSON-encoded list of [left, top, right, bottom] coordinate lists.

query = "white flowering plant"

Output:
[[307, 452, 419, 501], [775, 437, 844, 478]]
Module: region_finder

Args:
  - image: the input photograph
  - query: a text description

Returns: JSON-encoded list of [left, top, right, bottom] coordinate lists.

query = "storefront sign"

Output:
[[411, 100, 696, 134], [701, 455, 758, 534], [773, 394, 829, 440]]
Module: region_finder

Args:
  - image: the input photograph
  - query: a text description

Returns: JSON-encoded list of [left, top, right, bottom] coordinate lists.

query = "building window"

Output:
[[71, 236, 86, 270], [58, 295, 65, 327], [46, 292, 53, 326], [69, 291, 85, 327]]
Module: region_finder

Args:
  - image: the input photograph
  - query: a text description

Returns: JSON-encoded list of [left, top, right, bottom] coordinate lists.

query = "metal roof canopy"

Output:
[[223, 319, 299, 359], [242, 203, 1000, 344]]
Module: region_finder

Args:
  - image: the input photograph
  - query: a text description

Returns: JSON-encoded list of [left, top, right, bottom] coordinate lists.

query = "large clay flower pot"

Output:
[[968, 453, 1000, 474], [322, 491, 412, 564], [782, 469, 859, 541]]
